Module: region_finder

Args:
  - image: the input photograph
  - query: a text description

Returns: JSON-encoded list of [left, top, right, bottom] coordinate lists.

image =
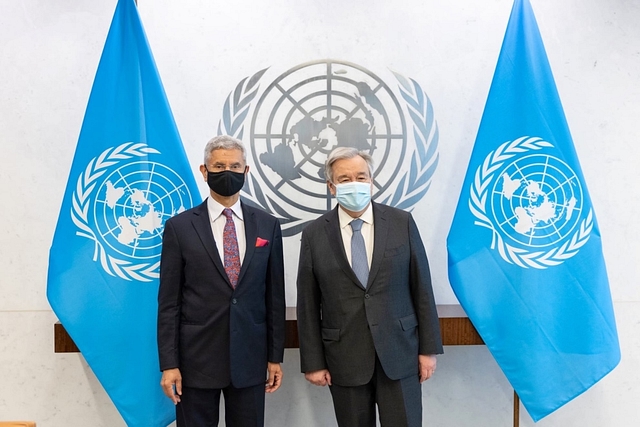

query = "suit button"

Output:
[[232, 298, 237, 304], [364, 294, 370, 299]]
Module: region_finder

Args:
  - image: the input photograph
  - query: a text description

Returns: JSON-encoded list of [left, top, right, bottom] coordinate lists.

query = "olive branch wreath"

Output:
[[469, 136, 593, 269], [381, 71, 439, 210], [215, 68, 303, 233], [70, 142, 161, 282]]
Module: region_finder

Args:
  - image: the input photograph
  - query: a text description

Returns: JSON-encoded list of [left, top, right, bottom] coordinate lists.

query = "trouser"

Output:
[[329, 356, 422, 427], [176, 383, 265, 427]]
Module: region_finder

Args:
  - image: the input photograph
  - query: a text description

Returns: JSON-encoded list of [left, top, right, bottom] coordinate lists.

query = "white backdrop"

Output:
[[1, 0, 639, 425]]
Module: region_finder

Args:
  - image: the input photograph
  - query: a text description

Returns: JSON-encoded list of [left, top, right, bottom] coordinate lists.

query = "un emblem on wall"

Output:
[[71, 142, 194, 281], [217, 60, 439, 236], [469, 136, 593, 269]]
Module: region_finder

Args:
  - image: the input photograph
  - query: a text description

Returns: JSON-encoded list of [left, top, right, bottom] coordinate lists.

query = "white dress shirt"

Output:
[[206, 197, 246, 264], [337, 203, 374, 269]]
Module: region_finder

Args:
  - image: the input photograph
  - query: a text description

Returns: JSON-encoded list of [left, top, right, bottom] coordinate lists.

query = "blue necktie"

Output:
[[350, 219, 369, 288]]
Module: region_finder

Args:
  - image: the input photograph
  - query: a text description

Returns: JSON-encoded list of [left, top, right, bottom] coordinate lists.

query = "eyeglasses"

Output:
[[205, 164, 246, 173]]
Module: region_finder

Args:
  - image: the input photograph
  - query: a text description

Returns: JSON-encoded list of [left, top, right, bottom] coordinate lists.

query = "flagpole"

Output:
[[514, 391, 520, 427]]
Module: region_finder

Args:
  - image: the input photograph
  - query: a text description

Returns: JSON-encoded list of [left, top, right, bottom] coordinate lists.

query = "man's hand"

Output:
[[265, 362, 283, 393], [418, 354, 437, 383], [160, 368, 182, 404], [304, 369, 332, 386]]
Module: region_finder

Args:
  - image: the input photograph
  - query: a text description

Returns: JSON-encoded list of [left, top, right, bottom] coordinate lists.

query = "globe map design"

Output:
[[248, 60, 408, 215], [93, 161, 191, 259], [491, 154, 583, 248]]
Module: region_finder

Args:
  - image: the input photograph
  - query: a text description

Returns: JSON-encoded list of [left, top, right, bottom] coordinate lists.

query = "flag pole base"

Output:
[[514, 391, 520, 427]]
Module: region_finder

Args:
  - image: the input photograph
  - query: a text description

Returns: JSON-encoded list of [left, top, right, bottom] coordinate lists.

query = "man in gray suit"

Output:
[[297, 146, 443, 427]]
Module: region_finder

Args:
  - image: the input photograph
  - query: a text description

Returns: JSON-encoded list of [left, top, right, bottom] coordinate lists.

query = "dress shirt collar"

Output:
[[206, 196, 244, 222], [337, 203, 373, 229]]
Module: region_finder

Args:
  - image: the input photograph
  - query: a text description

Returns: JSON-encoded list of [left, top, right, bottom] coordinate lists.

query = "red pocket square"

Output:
[[255, 237, 269, 247]]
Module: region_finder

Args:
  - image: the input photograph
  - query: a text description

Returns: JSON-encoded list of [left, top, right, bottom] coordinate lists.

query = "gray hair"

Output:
[[204, 135, 247, 164], [324, 147, 374, 182]]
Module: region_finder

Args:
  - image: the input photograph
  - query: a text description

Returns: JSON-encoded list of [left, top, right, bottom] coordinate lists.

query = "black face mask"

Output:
[[206, 169, 246, 197]]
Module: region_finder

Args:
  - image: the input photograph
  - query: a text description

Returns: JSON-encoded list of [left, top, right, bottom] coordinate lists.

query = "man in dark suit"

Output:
[[297, 147, 443, 427], [158, 135, 286, 427]]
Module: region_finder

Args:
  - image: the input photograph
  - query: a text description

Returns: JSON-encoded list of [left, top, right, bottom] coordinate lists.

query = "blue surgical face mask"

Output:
[[334, 182, 372, 212]]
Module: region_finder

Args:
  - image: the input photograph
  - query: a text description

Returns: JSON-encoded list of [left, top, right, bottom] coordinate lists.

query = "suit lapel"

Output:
[[367, 203, 388, 289], [237, 202, 256, 286], [191, 200, 232, 287], [324, 207, 363, 289]]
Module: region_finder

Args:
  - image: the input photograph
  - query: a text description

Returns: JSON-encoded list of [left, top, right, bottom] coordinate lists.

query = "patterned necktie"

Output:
[[350, 219, 369, 288], [222, 208, 240, 288]]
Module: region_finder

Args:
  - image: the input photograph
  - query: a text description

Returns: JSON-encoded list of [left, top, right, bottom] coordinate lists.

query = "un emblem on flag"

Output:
[[217, 60, 439, 236], [70, 142, 194, 281], [469, 136, 593, 269]]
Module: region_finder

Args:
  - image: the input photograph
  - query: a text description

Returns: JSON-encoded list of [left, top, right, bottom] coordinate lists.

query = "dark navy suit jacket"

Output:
[[158, 200, 285, 389]]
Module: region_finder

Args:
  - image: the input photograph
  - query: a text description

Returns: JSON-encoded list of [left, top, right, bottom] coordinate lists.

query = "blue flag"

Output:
[[447, 0, 620, 421], [47, 0, 200, 425]]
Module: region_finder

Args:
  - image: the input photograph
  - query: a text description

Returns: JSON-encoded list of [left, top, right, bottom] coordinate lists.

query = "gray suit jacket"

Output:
[[296, 202, 443, 386]]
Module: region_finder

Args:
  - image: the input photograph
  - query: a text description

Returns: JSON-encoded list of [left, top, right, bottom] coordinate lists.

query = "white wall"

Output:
[[1, 0, 639, 425]]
